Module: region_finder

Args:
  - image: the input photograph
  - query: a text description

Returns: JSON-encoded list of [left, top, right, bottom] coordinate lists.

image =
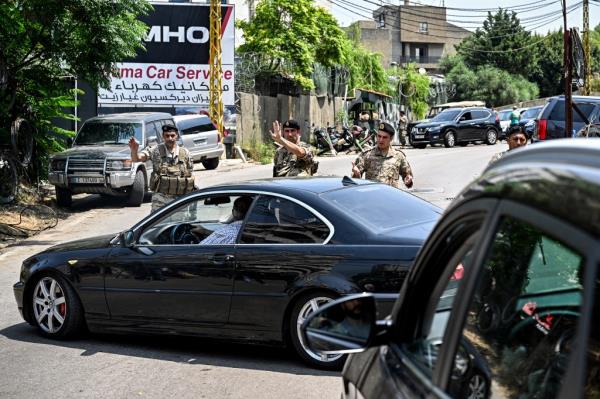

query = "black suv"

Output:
[[302, 139, 600, 399], [534, 95, 600, 141], [410, 107, 500, 148]]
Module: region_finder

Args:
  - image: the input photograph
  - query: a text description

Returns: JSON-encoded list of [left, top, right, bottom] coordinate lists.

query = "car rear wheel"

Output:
[[31, 274, 85, 339], [444, 131, 456, 148], [55, 187, 72, 207], [126, 170, 145, 207], [485, 129, 498, 145], [289, 292, 346, 370], [462, 372, 489, 399], [201, 158, 219, 170]]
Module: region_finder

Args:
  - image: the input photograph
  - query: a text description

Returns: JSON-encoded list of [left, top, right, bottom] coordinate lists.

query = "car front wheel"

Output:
[[201, 158, 219, 170], [289, 292, 346, 370], [31, 274, 85, 339], [444, 131, 456, 148]]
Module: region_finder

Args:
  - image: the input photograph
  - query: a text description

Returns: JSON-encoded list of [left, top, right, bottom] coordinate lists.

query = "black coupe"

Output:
[[13, 177, 440, 369]]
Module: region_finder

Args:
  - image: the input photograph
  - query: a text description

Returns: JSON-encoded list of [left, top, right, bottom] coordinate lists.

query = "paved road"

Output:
[[0, 143, 501, 398]]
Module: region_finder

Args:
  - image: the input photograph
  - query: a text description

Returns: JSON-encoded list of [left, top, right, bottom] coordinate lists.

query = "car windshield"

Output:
[[431, 109, 461, 122], [74, 122, 143, 145], [521, 108, 541, 119], [321, 184, 440, 232]]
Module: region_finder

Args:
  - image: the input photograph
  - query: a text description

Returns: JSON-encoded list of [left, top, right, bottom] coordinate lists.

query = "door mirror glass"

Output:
[[301, 294, 377, 354], [120, 230, 135, 248]]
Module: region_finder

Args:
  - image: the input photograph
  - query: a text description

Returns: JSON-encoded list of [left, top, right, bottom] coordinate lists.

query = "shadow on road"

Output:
[[64, 193, 152, 212], [0, 323, 338, 377]]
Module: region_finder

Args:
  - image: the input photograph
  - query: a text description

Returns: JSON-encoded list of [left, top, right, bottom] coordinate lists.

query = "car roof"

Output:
[[549, 95, 600, 103], [173, 114, 212, 122], [88, 112, 173, 123], [453, 138, 600, 237], [201, 176, 375, 195], [441, 107, 490, 112]]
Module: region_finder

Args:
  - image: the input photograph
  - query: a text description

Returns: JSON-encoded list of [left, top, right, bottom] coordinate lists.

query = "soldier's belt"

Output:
[[156, 175, 195, 195]]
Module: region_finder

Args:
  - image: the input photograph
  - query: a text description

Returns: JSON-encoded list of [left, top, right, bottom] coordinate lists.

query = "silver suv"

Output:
[[174, 114, 224, 170], [49, 112, 174, 207]]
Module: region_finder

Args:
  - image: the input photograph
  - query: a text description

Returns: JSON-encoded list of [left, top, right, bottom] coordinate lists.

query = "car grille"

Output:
[[67, 158, 105, 175], [418, 128, 427, 133]]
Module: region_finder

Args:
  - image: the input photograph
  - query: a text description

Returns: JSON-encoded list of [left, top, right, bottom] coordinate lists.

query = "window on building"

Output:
[[419, 22, 428, 33], [378, 14, 385, 28]]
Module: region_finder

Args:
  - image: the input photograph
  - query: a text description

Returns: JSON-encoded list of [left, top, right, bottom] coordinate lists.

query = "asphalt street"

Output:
[[0, 142, 502, 399]]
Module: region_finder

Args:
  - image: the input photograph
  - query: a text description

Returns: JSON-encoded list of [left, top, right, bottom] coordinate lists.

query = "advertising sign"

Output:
[[98, 3, 234, 107]]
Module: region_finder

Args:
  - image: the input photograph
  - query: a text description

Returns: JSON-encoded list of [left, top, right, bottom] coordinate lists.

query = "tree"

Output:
[[456, 9, 535, 78], [0, 0, 150, 178], [386, 66, 430, 120], [237, 0, 348, 89], [528, 30, 564, 97]]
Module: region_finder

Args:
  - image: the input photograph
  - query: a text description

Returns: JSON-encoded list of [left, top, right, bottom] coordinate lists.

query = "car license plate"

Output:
[[414, 134, 425, 139], [70, 177, 104, 184]]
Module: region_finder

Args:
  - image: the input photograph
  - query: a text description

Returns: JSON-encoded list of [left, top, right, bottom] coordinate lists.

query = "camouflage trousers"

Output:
[[151, 192, 178, 212], [399, 130, 408, 146]]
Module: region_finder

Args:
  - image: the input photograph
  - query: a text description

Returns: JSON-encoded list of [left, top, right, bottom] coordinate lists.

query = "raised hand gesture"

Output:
[[270, 120, 282, 143], [128, 136, 139, 153], [351, 161, 361, 178]]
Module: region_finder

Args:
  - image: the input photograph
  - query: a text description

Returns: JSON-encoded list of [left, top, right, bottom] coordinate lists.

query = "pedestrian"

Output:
[[129, 123, 195, 212], [398, 110, 409, 147], [272, 119, 317, 177], [488, 124, 528, 165], [510, 105, 520, 126], [351, 121, 414, 189]]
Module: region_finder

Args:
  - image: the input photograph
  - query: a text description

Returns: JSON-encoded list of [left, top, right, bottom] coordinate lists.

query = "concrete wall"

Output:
[[350, 21, 395, 68], [236, 93, 343, 147]]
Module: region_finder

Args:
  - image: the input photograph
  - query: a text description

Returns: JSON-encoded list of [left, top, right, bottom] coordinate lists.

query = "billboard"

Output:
[[98, 3, 234, 107]]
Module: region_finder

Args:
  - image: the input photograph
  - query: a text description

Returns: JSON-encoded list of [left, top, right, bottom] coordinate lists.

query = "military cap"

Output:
[[162, 123, 179, 133], [377, 121, 395, 137], [283, 119, 300, 130]]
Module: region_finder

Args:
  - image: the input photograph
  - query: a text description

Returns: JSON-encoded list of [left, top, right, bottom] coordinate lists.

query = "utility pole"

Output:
[[583, 0, 591, 95], [562, 0, 573, 137], [209, 0, 224, 138]]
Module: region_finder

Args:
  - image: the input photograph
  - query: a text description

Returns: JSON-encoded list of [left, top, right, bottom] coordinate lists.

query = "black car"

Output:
[[534, 95, 600, 141], [302, 139, 600, 398], [410, 107, 500, 148], [12, 177, 440, 369], [517, 105, 543, 139]]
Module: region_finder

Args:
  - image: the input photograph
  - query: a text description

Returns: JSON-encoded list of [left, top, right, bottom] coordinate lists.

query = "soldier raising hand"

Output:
[[272, 119, 316, 177]]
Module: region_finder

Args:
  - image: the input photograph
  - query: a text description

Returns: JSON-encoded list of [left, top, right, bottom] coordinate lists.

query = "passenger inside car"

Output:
[[199, 196, 254, 245]]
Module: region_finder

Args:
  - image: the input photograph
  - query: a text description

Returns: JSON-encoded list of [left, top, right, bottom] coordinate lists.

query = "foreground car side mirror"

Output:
[[301, 293, 392, 354], [119, 230, 135, 248]]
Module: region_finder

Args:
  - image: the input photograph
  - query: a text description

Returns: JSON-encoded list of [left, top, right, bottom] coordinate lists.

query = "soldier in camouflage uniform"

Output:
[[129, 124, 195, 212], [488, 124, 528, 166], [351, 121, 414, 189], [272, 119, 316, 177], [398, 111, 409, 147]]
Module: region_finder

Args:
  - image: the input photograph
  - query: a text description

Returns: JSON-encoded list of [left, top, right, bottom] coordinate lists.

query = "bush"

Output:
[[244, 141, 276, 165]]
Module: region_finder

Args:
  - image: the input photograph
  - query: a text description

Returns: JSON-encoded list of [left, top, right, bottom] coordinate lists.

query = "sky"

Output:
[[330, 0, 600, 35]]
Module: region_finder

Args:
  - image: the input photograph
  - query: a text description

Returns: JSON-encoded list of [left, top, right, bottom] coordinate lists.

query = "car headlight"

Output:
[[50, 159, 66, 171], [412, 127, 418, 133], [108, 159, 132, 170]]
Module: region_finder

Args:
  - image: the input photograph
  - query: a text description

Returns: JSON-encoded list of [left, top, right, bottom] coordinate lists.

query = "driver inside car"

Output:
[[197, 196, 253, 245]]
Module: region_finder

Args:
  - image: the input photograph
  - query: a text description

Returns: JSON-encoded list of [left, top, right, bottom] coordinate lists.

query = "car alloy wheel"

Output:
[[33, 276, 67, 334], [466, 374, 487, 399], [444, 131, 456, 148], [486, 129, 498, 145]]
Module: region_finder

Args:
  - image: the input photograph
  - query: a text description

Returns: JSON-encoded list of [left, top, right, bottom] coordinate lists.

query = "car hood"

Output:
[[415, 121, 445, 129], [52, 145, 131, 160], [380, 219, 438, 245], [411, 118, 430, 125], [41, 233, 117, 253]]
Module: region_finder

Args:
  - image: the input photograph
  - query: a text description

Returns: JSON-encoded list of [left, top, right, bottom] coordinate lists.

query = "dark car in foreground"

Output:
[[534, 95, 600, 141], [13, 177, 440, 369], [302, 139, 600, 398], [410, 107, 500, 148]]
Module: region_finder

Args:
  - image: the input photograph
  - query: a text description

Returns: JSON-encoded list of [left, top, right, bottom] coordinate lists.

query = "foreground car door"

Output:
[[104, 195, 239, 327]]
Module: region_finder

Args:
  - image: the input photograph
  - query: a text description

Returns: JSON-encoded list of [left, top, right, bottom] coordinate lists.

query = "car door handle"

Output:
[[212, 254, 235, 265]]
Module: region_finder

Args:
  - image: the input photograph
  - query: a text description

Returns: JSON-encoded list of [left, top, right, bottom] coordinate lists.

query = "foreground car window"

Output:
[[587, 274, 600, 397], [240, 195, 329, 244], [452, 216, 584, 399]]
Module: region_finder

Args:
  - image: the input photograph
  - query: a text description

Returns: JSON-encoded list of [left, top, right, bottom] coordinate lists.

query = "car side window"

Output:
[[449, 216, 585, 399], [585, 266, 599, 397], [240, 195, 330, 244], [472, 110, 489, 120], [460, 112, 472, 121], [145, 122, 160, 146]]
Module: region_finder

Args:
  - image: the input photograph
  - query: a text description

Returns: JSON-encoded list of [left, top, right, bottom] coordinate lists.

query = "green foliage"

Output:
[[0, 0, 151, 180], [591, 23, 600, 74], [237, 0, 347, 89], [244, 140, 276, 165], [387, 65, 430, 119], [457, 9, 534, 78], [442, 56, 538, 106], [528, 30, 564, 97]]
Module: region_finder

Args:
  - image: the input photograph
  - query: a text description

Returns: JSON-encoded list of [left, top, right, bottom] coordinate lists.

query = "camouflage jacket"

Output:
[[141, 143, 194, 178], [355, 146, 412, 188], [273, 142, 315, 177], [488, 150, 507, 167]]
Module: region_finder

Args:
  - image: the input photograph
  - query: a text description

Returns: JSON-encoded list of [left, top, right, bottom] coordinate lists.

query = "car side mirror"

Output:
[[301, 293, 392, 354], [119, 230, 135, 248], [66, 137, 73, 147]]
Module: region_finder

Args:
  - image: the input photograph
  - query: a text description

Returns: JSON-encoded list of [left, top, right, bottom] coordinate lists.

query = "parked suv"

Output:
[[49, 112, 174, 207], [411, 107, 500, 148], [173, 114, 224, 170], [534, 95, 600, 141], [302, 139, 600, 399]]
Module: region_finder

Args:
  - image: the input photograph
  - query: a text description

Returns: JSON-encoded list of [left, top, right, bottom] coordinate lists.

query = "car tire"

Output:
[[126, 170, 145, 207], [289, 291, 346, 370], [485, 129, 498, 145], [201, 158, 219, 170], [30, 274, 85, 339], [55, 187, 72, 207], [444, 131, 456, 148], [460, 372, 489, 399], [413, 144, 427, 149]]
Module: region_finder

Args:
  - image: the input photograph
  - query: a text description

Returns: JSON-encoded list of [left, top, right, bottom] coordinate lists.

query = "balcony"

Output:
[[399, 56, 442, 66]]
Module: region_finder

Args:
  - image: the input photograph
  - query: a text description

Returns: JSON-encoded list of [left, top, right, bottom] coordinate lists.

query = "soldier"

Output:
[[488, 124, 528, 165], [271, 119, 316, 177], [129, 124, 195, 212], [398, 110, 409, 147], [351, 121, 414, 189]]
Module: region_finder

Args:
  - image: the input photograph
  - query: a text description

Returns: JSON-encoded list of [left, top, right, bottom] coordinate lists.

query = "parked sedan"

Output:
[[302, 139, 600, 398], [13, 177, 440, 369]]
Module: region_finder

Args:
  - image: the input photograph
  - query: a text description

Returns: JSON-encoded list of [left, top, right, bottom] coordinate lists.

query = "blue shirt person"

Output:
[[200, 196, 253, 245]]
